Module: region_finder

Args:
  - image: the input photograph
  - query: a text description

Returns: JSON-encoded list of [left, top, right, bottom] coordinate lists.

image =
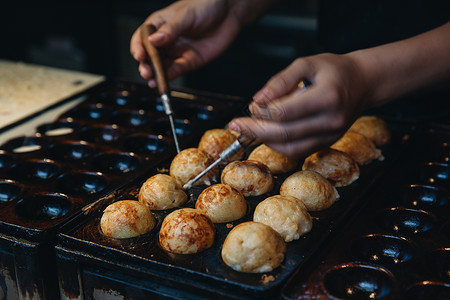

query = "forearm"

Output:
[[349, 22, 450, 108], [228, 0, 280, 27]]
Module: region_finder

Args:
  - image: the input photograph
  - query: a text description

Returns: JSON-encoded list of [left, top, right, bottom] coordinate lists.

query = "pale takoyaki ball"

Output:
[[138, 174, 187, 210], [169, 148, 218, 186], [302, 148, 360, 187], [221, 160, 274, 197], [198, 128, 244, 163], [100, 200, 155, 239], [349, 115, 391, 147], [221, 221, 286, 273], [159, 208, 215, 254], [195, 183, 247, 223], [253, 195, 312, 242], [331, 131, 383, 165], [247, 144, 297, 174], [280, 170, 339, 211]]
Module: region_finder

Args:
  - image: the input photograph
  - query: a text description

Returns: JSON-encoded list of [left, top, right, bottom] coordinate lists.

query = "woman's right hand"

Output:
[[131, 0, 257, 87]]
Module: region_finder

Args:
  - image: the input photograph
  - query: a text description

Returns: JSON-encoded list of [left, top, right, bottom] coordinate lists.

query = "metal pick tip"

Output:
[[183, 181, 192, 190]]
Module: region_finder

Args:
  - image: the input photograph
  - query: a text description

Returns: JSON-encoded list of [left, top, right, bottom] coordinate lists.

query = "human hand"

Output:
[[228, 53, 373, 159], [130, 0, 244, 87]]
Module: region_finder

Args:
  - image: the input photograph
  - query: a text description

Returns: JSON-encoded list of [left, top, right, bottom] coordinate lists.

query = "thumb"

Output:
[[252, 58, 313, 107]]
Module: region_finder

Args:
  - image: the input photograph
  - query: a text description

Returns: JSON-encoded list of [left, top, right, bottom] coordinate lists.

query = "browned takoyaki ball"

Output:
[[159, 208, 215, 254], [100, 200, 155, 239], [221, 160, 274, 196]]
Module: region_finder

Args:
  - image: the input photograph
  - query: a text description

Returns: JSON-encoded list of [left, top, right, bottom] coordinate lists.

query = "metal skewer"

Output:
[[140, 24, 181, 153], [183, 135, 254, 190]]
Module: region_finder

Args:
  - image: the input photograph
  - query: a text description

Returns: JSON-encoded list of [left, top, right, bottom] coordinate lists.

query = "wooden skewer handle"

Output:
[[140, 24, 169, 95]]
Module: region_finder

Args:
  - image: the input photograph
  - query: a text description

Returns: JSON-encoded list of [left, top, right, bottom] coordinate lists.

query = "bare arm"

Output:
[[228, 22, 450, 158]]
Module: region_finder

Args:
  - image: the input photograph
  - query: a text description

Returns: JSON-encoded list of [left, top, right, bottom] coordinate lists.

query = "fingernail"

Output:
[[149, 32, 165, 44], [148, 79, 156, 88], [228, 121, 241, 133]]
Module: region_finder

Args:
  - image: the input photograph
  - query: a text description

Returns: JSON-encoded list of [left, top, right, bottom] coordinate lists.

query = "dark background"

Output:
[[0, 0, 319, 98]]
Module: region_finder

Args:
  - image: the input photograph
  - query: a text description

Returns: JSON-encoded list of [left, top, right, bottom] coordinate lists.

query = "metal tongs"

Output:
[[140, 24, 181, 153], [183, 134, 255, 190]]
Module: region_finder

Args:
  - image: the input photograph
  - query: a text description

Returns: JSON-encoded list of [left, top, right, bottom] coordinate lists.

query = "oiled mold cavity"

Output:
[[351, 234, 416, 266], [322, 263, 396, 299], [37, 120, 79, 137], [152, 118, 192, 136], [123, 134, 168, 154], [415, 162, 450, 187], [112, 109, 152, 127], [399, 185, 449, 210], [1, 136, 48, 154], [0, 153, 13, 169], [403, 281, 450, 300], [47, 142, 95, 161], [92, 153, 139, 174], [375, 207, 434, 236], [426, 248, 450, 283], [196, 105, 216, 121], [79, 125, 122, 144], [9, 159, 60, 181], [0, 180, 21, 203], [64, 103, 112, 120], [15, 194, 71, 220], [56, 172, 107, 195]]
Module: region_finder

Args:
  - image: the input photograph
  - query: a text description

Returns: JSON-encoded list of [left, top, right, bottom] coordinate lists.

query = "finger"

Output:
[[252, 58, 314, 106], [266, 133, 339, 160], [147, 11, 194, 47], [228, 113, 344, 144], [130, 28, 147, 62], [252, 84, 342, 124], [138, 62, 153, 79]]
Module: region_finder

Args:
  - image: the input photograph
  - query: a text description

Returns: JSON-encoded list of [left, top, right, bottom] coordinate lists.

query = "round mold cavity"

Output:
[[92, 152, 139, 174], [351, 234, 416, 266], [56, 172, 108, 195], [427, 248, 450, 283], [375, 207, 434, 236], [112, 109, 151, 127], [15, 193, 71, 220], [47, 141, 95, 161], [415, 162, 450, 187], [123, 134, 168, 154], [1, 136, 48, 154], [8, 159, 60, 182], [196, 105, 216, 121], [433, 142, 450, 163], [322, 263, 396, 300], [79, 125, 122, 144], [36, 120, 79, 137], [399, 185, 449, 210], [403, 281, 450, 300], [65, 103, 112, 120], [0, 152, 13, 169], [0, 180, 22, 203], [152, 118, 193, 136]]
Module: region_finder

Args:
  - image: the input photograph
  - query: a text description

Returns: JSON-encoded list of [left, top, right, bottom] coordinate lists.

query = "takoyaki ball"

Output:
[[221, 160, 274, 196], [138, 174, 188, 210], [349, 115, 391, 147], [100, 200, 155, 239], [198, 128, 244, 163], [221, 221, 286, 273], [248, 144, 297, 174], [195, 183, 247, 223], [331, 131, 383, 165], [159, 208, 215, 254], [169, 148, 218, 186], [302, 148, 360, 187], [253, 195, 312, 242], [280, 170, 339, 211]]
